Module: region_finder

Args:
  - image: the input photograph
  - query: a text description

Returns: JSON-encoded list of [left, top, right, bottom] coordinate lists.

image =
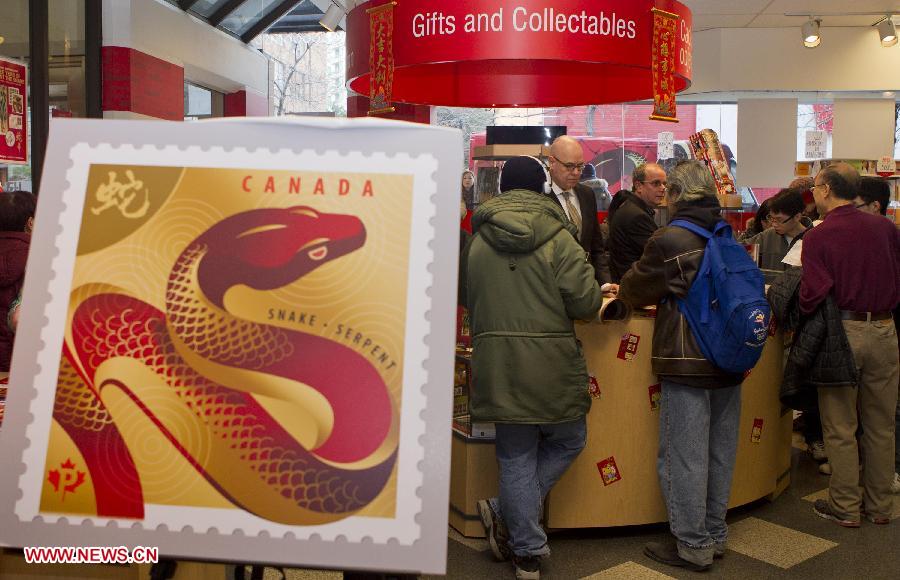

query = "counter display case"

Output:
[[449, 311, 790, 536]]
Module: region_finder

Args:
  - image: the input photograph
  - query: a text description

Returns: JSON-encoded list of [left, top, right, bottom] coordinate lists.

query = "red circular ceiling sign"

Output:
[[347, 0, 692, 108]]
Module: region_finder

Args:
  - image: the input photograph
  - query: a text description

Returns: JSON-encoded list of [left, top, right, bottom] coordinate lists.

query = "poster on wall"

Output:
[[0, 56, 28, 164], [0, 117, 462, 575]]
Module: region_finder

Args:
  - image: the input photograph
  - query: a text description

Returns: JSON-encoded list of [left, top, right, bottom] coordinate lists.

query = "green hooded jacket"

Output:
[[463, 190, 602, 423]]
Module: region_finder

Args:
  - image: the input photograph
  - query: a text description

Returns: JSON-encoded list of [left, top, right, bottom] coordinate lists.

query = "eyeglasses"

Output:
[[853, 201, 870, 209], [550, 157, 586, 173], [639, 179, 667, 188], [768, 215, 796, 226], [812, 182, 825, 190]]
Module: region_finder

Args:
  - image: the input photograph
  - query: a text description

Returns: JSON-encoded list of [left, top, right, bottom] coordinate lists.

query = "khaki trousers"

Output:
[[818, 319, 899, 520]]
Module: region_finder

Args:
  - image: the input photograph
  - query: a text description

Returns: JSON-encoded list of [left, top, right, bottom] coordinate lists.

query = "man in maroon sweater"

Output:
[[800, 162, 900, 528]]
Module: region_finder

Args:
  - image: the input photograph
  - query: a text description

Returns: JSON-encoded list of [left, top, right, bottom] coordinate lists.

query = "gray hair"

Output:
[[666, 160, 717, 203]]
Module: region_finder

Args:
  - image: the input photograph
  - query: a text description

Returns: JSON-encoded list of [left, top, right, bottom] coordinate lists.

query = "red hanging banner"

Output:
[[367, 1, 398, 116], [0, 56, 28, 164], [650, 7, 678, 123]]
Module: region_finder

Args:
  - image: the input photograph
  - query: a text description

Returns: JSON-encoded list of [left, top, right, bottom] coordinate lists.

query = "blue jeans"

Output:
[[489, 418, 586, 557], [658, 380, 741, 567]]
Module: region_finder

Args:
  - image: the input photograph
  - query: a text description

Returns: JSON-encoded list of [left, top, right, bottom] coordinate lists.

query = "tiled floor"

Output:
[[269, 440, 900, 580], [724, 517, 837, 569]]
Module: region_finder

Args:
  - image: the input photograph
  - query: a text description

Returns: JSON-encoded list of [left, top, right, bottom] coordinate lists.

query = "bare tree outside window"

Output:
[[435, 107, 497, 167], [255, 32, 347, 117]]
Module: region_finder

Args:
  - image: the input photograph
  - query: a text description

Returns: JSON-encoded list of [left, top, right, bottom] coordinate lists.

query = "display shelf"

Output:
[[795, 158, 900, 178], [472, 144, 551, 161], [795, 158, 900, 226]]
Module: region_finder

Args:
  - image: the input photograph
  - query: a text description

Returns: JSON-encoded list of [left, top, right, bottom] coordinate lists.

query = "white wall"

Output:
[[102, 0, 269, 97], [687, 27, 900, 95]]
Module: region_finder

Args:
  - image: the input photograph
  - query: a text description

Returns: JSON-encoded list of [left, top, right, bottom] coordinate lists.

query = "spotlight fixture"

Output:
[[801, 17, 821, 48], [320, 2, 345, 32], [876, 16, 897, 47]]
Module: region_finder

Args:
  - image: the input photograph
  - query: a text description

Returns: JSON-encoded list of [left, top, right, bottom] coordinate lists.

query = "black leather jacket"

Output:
[[618, 199, 744, 389], [767, 267, 858, 409]]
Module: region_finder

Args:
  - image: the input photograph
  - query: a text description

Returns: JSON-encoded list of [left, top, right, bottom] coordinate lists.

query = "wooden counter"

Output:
[[449, 312, 790, 536]]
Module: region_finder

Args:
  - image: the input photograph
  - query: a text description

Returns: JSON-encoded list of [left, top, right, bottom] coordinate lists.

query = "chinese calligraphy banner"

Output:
[[0, 117, 463, 574], [367, 2, 397, 115], [0, 56, 28, 164], [650, 8, 678, 123]]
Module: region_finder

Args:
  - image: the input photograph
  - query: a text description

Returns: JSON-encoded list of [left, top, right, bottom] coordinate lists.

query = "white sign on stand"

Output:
[[657, 131, 674, 160], [805, 130, 828, 159], [876, 155, 895, 177]]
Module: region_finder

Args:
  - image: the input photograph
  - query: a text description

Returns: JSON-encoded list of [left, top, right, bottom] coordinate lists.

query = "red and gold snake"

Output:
[[51, 206, 397, 524]]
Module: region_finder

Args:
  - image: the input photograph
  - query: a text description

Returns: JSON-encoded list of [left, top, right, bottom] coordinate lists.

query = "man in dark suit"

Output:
[[608, 163, 666, 282], [547, 136, 615, 291]]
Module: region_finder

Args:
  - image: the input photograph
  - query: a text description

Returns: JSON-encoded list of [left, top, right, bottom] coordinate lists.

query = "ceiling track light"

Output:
[[801, 17, 821, 48], [876, 16, 898, 47], [320, 2, 346, 32]]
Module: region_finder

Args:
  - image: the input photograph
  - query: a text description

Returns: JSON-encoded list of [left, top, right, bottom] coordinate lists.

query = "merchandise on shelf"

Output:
[[452, 350, 495, 440]]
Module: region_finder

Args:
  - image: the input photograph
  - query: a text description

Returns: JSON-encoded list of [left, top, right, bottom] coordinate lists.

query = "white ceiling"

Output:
[[683, 0, 900, 31]]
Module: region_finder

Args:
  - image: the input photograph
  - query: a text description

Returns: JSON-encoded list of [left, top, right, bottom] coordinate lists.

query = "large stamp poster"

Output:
[[0, 118, 461, 574]]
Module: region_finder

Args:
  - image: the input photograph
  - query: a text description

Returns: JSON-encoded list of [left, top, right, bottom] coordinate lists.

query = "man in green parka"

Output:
[[462, 155, 603, 580]]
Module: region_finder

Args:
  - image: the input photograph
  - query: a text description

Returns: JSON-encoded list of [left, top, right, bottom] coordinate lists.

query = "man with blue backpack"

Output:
[[619, 160, 769, 572]]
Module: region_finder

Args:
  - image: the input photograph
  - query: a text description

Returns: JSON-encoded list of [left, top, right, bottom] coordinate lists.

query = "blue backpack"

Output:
[[668, 219, 770, 374]]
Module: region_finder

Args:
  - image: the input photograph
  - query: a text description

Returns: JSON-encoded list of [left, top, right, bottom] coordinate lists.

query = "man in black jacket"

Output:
[[547, 136, 614, 289], [619, 161, 745, 573], [608, 163, 665, 282]]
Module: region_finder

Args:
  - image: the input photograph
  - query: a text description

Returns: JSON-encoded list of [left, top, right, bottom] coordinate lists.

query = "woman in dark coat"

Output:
[[0, 190, 35, 371]]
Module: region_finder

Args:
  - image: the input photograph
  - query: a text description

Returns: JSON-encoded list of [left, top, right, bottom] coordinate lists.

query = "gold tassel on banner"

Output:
[[650, 8, 679, 123], [367, 1, 398, 116]]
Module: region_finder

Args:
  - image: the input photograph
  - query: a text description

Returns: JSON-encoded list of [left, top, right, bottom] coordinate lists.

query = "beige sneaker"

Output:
[[808, 441, 827, 462], [477, 499, 511, 561]]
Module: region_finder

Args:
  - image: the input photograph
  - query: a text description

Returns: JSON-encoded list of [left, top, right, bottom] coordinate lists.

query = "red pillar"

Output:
[[224, 90, 269, 117], [101, 46, 184, 120]]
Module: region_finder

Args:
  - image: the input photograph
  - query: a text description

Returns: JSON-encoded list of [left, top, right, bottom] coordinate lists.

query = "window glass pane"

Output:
[[221, 0, 282, 36], [49, 0, 86, 119], [258, 31, 346, 117], [184, 82, 212, 118], [894, 101, 899, 158], [797, 103, 834, 160], [190, 0, 240, 19]]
